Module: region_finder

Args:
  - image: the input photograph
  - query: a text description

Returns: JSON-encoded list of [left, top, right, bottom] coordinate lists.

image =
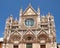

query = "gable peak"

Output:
[[23, 4, 37, 15], [29, 3, 32, 7]]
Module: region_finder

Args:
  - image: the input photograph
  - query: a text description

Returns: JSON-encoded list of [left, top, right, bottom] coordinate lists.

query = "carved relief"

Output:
[[9, 32, 21, 44], [38, 34, 51, 43], [23, 30, 36, 43]]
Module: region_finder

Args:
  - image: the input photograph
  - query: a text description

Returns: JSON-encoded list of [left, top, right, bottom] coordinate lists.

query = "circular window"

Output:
[[25, 18, 34, 26]]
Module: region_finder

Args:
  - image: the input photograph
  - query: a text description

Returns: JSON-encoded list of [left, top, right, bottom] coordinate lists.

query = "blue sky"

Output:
[[0, 0, 60, 43]]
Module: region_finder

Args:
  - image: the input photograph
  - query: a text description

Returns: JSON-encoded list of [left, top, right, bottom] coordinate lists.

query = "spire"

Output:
[[19, 8, 22, 24], [29, 3, 31, 7], [37, 7, 41, 26], [47, 12, 51, 35], [48, 12, 51, 15], [47, 12, 51, 17], [9, 14, 13, 29], [10, 14, 13, 19], [37, 7, 40, 16], [10, 14, 13, 24], [47, 12, 51, 22], [19, 8, 23, 16]]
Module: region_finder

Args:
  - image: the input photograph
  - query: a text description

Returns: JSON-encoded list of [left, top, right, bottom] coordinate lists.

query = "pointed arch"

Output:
[[9, 31, 21, 43], [37, 29, 51, 43], [23, 29, 36, 42]]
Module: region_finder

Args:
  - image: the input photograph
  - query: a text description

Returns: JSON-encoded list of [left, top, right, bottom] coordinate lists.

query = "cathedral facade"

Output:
[[0, 4, 59, 48]]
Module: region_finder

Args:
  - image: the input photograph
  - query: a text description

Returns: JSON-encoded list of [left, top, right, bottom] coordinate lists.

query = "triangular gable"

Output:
[[24, 29, 34, 36], [11, 31, 21, 36], [38, 29, 48, 36], [23, 5, 37, 15], [40, 30, 47, 35], [26, 31, 33, 35]]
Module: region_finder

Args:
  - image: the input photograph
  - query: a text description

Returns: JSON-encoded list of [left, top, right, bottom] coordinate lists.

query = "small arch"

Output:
[[23, 34, 35, 41], [10, 35, 21, 41], [23, 29, 36, 41], [23, 34, 35, 40], [38, 34, 48, 40]]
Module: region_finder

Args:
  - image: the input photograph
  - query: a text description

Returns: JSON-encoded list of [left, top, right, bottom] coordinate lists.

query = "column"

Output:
[[19, 43, 26, 48], [33, 43, 40, 48], [46, 43, 51, 48], [2, 44, 5, 48], [53, 42, 57, 48]]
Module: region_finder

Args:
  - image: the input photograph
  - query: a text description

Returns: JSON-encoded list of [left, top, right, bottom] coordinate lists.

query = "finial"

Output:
[[29, 3, 31, 7], [20, 8, 23, 16], [37, 6, 40, 16], [20, 8, 22, 14], [9, 14, 13, 20], [10, 14, 13, 17], [48, 12, 51, 15], [37, 6, 40, 12]]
